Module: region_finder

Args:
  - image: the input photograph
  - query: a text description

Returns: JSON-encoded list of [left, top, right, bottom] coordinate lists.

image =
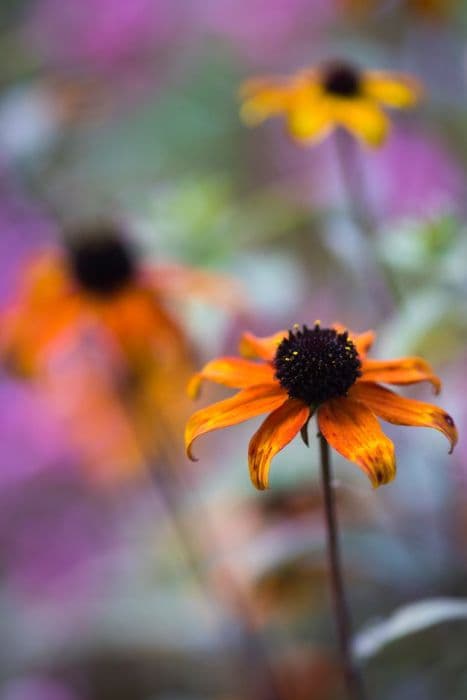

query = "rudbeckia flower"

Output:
[[240, 61, 423, 147], [185, 323, 457, 489]]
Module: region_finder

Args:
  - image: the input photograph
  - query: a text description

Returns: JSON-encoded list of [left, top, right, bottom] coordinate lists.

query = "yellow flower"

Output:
[[240, 61, 423, 147], [185, 323, 457, 490]]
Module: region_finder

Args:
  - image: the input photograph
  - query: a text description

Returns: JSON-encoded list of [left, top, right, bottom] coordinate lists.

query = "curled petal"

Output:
[[360, 357, 441, 394], [185, 384, 288, 461], [318, 397, 396, 488], [363, 73, 423, 109], [331, 97, 390, 147], [350, 382, 458, 454], [248, 399, 311, 491], [187, 357, 275, 399], [239, 330, 288, 361]]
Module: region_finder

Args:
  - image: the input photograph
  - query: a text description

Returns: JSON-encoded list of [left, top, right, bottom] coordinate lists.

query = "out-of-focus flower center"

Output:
[[322, 62, 361, 97], [67, 226, 136, 296], [274, 324, 361, 405]]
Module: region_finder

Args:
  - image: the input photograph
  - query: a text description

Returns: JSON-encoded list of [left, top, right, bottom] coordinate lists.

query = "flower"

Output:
[[185, 323, 457, 489], [1, 223, 242, 477], [240, 61, 423, 147]]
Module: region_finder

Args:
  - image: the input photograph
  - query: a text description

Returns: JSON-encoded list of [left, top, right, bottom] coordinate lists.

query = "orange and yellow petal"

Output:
[[239, 330, 288, 361], [187, 357, 276, 399], [363, 72, 423, 109], [318, 396, 396, 487], [360, 357, 441, 393], [350, 382, 457, 453], [248, 399, 311, 490], [330, 96, 390, 147], [185, 383, 288, 461]]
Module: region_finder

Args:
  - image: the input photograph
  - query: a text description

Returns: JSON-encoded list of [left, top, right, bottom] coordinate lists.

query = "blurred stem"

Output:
[[151, 464, 284, 700], [318, 433, 367, 700], [333, 129, 401, 316]]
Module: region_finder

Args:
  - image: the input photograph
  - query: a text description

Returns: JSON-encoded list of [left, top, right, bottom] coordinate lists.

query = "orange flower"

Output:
[[1, 224, 243, 479], [240, 60, 423, 147], [185, 323, 457, 490]]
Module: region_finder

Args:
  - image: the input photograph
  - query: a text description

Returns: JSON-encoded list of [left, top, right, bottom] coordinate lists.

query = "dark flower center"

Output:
[[274, 324, 361, 406], [322, 62, 361, 97], [67, 226, 136, 296]]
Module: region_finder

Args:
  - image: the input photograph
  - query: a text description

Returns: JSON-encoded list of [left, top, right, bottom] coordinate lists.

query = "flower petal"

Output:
[[185, 384, 288, 461], [239, 330, 288, 361], [286, 97, 333, 144], [331, 97, 390, 147], [239, 77, 293, 126], [360, 357, 441, 393], [363, 73, 423, 109], [318, 397, 396, 487], [248, 399, 311, 491], [350, 382, 457, 454], [187, 357, 276, 399]]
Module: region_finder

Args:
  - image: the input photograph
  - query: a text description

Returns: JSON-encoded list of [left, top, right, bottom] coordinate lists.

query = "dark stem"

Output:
[[319, 433, 367, 700], [333, 128, 401, 316]]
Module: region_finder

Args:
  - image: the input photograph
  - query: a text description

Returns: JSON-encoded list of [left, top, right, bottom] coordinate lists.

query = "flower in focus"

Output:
[[240, 61, 423, 147], [185, 323, 457, 489], [1, 223, 242, 478]]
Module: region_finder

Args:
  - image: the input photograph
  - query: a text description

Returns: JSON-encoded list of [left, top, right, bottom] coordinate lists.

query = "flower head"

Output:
[[185, 323, 457, 490], [240, 61, 423, 147]]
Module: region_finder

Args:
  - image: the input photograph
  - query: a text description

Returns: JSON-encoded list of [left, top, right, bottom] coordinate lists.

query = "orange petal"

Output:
[[360, 357, 441, 393], [330, 96, 390, 147], [185, 384, 288, 461], [332, 324, 375, 358], [187, 357, 276, 399], [363, 72, 423, 109], [248, 399, 311, 491], [318, 397, 396, 487], [239, 330, 288, 361], [350, 382, 457, 454]]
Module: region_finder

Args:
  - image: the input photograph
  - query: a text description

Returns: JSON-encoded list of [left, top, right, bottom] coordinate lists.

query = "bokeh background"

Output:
[[0, 1, 467, 699]]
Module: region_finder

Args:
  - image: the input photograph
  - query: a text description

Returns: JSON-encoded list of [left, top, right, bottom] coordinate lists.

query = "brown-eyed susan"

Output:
[[1, 223, 243, 476], [185, 323, 457, 490], [240, 61, 423, 147]]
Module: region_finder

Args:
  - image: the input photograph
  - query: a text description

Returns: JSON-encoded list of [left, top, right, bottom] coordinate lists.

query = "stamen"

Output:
[[322, 61, 361, 98], [274, 325, 361, 406]]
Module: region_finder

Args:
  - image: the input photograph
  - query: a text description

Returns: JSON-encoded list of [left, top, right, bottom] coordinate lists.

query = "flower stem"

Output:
[[333, 129, 401, 316], [318, 433, 367, 700]]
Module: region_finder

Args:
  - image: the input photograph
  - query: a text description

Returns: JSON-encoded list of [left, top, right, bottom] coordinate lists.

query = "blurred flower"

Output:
[[198, 0, 335, 63], [1, 223, 242, 479], [240, 61, 422, 147], [186, 322, 457, 489], [25, 0, 184, 77]]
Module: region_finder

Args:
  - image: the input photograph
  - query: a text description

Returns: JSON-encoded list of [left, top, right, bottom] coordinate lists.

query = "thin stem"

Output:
[[333, 129, 401, 316], [319, 433, 367, 700]]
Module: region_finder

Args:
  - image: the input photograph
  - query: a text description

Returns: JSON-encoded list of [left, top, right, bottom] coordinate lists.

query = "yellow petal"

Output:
[[286, 96, 333, 144], [350, 382, 457, 453], [185, 384, 288, 461], [363, 72, 423, 109], [360, 357, 441, 394], [239, 77, 293, 126], [318, 396, 396, 487], [248, 399, 311, 490], [331, 96, 390, 147], [187, 357, 275, 399], [239, 330, 288, 361]]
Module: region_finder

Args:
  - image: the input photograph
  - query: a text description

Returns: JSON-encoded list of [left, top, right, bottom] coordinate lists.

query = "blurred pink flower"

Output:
[[26, 0, 185, 75], [0, 677, 81, 700], [198, 0, 335, 63]]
